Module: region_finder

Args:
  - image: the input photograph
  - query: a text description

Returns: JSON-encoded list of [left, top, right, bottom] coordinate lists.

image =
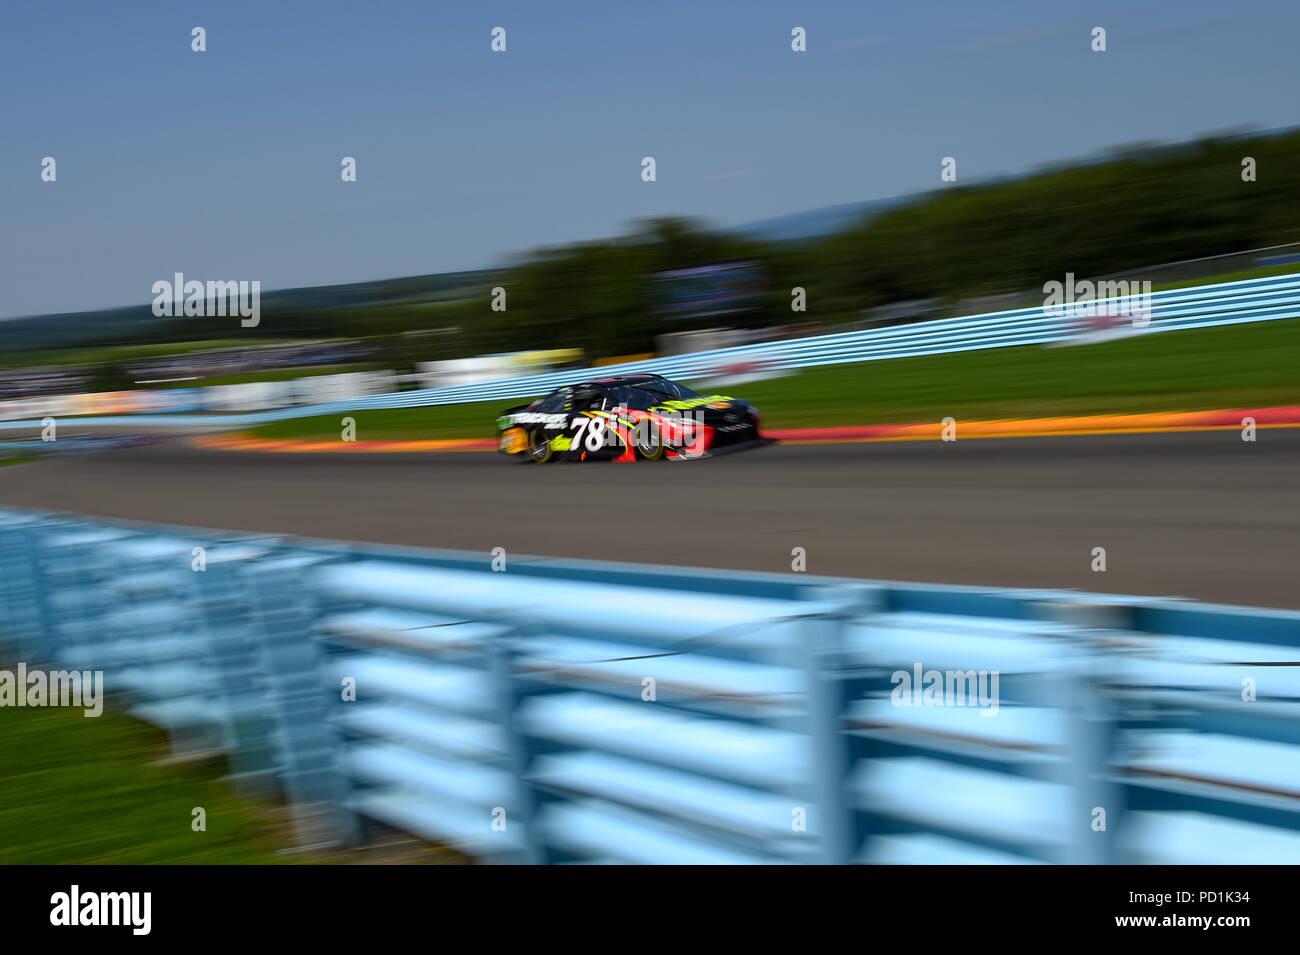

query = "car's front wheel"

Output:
[[527, 427, 554, 463]]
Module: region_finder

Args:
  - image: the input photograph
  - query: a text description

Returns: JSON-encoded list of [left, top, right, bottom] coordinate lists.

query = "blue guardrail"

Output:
[[1, 506, 1298, 863]]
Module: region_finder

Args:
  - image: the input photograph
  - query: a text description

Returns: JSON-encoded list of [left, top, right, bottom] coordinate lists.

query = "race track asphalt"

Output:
[[0, 430, 1296, 609]]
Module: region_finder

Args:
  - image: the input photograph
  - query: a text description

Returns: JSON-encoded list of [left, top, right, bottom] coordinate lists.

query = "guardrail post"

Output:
[[487, 622, 547, 864], [0, 514, 46, 664], [800, 585, 878, 864], [1035, 599, 1127, 865], [243, 551, 355, 849], [188, 545, 274, 790]]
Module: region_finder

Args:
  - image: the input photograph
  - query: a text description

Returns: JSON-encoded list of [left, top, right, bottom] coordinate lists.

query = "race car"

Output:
[[496, 373, 769, 463]]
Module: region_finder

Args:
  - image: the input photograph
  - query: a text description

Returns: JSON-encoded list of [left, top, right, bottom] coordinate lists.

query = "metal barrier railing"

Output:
[[1, 506, 1298, 863], [1, 271, 1298, 432]]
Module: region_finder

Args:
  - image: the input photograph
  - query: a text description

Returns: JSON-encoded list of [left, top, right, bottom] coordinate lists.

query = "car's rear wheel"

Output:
[[634, 421, 665, 461], [527, 427, 554, 463]]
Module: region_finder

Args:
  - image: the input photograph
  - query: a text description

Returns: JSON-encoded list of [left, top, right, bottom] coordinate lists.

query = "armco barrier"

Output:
[[1, 506, 1298, 863], [1, 271, 1298, 433]]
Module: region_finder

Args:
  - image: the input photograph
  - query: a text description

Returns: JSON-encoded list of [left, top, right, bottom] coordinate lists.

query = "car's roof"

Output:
[[567, 374, 670, 390]]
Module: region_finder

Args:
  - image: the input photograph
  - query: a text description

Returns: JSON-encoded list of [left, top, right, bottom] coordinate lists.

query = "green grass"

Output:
[[1152, 261, 1300, 292], [249, 318, 1300, 440], [0, 696, 295, 863], [256, 400, 512, 441]]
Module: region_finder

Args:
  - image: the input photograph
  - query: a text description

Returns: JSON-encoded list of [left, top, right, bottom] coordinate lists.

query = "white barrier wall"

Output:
[[0, 371, 399, 420]]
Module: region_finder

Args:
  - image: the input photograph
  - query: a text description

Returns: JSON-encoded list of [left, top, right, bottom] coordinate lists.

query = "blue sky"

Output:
[[2, 0, 1297, 319]]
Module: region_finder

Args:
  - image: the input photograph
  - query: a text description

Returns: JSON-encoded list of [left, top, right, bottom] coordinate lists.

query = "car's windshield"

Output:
[[530, 389, 571, 412], [610, 387, 656, 410], [642, 379, 699, 401], [607, 380, 702, 407]]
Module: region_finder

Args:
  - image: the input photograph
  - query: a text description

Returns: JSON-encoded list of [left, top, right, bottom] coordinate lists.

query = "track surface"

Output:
[[1, 431, 1297, 608]]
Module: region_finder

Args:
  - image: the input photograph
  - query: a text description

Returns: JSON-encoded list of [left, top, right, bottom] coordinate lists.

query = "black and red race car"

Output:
[[496, 374, 769, 463]]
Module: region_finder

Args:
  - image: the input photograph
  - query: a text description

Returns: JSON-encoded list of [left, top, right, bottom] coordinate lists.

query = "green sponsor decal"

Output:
[[650, 395, 732, 412]]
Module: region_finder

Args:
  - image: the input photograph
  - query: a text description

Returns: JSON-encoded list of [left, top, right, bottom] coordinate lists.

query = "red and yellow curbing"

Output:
[[189, 405, 1300, 454], [190, 434, 498, 453], [770, 405, 1300, 444]]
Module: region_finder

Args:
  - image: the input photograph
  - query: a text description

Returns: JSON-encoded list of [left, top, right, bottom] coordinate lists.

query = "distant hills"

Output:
[[728, 195, 918, 242], [0, 198, 910, 356], [0, 269, 495, 356], [6, 125, 1297, 358]]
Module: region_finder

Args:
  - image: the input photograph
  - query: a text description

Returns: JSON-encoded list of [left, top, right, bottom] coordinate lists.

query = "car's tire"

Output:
[[634, 420, 665, 461], [527, 427, 554, 463]]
